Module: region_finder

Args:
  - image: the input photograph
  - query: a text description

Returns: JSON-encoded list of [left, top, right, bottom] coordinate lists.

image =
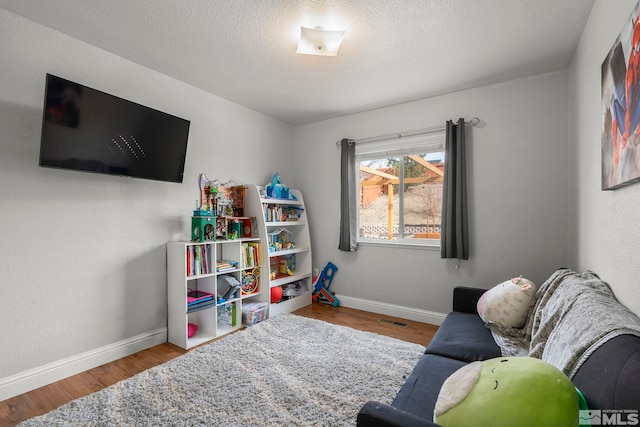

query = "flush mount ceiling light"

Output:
[[296, 26, 346, 56]]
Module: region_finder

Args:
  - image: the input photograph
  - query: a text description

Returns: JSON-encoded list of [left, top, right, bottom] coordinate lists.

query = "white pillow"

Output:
[[476, 276, 536, 328]]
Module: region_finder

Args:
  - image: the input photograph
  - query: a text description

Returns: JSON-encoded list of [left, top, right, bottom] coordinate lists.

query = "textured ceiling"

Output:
[[0, 0, 595, 126]]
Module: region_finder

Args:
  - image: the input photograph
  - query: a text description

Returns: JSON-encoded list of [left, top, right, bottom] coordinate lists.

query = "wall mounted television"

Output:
[[39, 74, 190, 183]]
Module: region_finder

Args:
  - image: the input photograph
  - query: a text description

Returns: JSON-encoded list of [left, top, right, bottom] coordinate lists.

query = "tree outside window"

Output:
[[357, 150, 444, 244]]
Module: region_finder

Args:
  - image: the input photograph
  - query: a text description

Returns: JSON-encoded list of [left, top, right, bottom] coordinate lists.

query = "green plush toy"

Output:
[[434, 357, 579, 427]]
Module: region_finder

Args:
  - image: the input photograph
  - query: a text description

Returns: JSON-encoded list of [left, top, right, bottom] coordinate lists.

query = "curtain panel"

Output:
[[339, 138, 357, 251], [441, 118, 469, 260]]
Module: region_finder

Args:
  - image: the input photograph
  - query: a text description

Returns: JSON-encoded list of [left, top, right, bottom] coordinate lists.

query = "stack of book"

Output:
[[187, 290, 215, 313], [216, 260, 237, 272]]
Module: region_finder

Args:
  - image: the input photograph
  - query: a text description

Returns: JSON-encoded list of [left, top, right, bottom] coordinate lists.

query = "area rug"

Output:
[[20, 314, 425, 426]]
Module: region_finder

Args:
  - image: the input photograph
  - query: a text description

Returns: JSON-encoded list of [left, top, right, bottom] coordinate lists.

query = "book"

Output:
[[187, 290, 213, 305], [187, 299, 216, 313], [249, 242, 260, 266], [186, 246, 192, 276], [216, 260, 237, 272]]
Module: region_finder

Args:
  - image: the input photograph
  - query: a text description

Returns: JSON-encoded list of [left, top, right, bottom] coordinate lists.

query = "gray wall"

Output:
[[293, 71, 570, 316], [569, 0, 640, 316], [0, 9, 292, 383]]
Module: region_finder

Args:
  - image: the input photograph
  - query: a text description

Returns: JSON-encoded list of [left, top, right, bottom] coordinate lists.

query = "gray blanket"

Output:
[[488, 268, 640, 378]]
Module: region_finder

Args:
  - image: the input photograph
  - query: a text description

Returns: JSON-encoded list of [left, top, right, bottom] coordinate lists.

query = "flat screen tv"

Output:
[[39, 74, 190, 183]]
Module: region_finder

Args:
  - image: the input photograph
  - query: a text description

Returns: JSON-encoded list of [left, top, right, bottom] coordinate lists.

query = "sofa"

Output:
[[357, 269, 640, 427]]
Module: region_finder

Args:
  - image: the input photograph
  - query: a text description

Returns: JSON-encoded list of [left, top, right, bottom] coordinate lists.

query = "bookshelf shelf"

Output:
[[267, 246, 310, 256], [265, 221, 307, 227]]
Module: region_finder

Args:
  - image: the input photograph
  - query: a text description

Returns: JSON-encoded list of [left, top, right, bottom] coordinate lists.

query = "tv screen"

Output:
[[39, 74, 190, 183]]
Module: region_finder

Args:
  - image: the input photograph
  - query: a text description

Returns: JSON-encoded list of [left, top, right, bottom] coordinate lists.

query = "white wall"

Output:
[[0, 9, 292, 397], [569, 0, 640, 316], [293, 71, 570, 318]]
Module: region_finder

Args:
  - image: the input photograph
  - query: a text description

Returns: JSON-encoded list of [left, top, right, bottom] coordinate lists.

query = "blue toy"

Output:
[[266, 173, 296, 200], [312, 262, 339, 306]]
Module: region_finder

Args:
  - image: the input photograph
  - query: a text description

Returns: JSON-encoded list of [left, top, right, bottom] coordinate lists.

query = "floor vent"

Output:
[[378, 318, 409, 328]]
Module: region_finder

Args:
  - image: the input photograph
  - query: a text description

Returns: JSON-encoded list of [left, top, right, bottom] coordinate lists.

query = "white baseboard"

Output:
[[0, 328, 167, 402], [335, 294, 447, 326]]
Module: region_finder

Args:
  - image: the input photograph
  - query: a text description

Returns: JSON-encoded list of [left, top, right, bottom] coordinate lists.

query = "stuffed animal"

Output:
[[187, 323, 198, 338], [476, 276, 537, 328], [434, 357, 579, 427]]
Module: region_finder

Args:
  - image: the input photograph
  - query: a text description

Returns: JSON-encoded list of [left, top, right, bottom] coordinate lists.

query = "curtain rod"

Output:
[[336, 117, 481, 146]]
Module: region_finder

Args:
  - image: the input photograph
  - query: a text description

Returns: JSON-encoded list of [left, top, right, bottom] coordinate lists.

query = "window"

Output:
[[356, 131, 445, 246]]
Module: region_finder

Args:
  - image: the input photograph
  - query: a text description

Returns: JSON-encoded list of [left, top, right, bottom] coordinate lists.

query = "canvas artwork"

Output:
[[602, 1, 640, 190]]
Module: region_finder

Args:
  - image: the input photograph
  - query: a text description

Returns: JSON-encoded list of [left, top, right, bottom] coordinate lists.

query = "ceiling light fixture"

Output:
[[296, 26, 346, 57]]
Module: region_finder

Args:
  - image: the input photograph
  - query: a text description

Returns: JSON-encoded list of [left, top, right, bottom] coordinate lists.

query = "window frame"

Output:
[[354, 131, 446, 249]]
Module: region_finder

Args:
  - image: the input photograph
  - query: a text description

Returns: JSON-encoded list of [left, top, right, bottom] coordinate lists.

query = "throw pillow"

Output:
[[433, 357, 580, 427], [476, 276, 536, 328]]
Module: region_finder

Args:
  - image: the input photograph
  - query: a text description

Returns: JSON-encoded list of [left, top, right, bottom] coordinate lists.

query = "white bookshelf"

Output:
[[167, 236, 263, 350], [244, 185, 312, 317]]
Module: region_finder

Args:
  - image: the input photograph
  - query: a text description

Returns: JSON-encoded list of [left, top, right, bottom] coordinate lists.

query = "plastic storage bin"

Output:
[[242, 302, 268, 325]]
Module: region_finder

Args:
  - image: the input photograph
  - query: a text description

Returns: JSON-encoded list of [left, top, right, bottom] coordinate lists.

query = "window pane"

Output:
[[402, 152, 444, 240], [359, 157, 400, 241], [357, 144, 445, 245]]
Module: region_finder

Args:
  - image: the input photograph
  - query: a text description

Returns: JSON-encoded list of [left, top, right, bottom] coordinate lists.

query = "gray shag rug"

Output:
[[21, 313, 425, 426]]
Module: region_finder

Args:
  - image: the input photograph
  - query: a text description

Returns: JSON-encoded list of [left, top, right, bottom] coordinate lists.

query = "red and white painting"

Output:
[[602, 0, 640, 190]]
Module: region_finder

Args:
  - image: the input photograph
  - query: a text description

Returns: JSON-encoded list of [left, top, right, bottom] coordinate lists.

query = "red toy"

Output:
[[271, 286, 283, 303], [187, 323, 198, 338]]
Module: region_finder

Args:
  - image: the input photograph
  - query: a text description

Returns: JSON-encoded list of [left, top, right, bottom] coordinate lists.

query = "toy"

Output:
[[198, 178, 247, 218], [187, 323, 198, 338], [271, 286, 283, 303], [217, 303, 236, 327], [312, 262, 340, 306], [283, 280, 307, 297], [270, 255, 295, 278], [476, 275, 537, 328], [198, 174, 218, 214], [265, 173, 296, 200], [217, 274, 241, 303], [191, 216, 216, 242], [268, 228, 294, 252], [434, 357, 581, 427], [241, 268, 260, 295]]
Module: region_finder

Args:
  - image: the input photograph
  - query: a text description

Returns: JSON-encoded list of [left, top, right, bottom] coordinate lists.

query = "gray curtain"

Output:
[[441, 118, 469, 260], [339, 138, 357, 251]]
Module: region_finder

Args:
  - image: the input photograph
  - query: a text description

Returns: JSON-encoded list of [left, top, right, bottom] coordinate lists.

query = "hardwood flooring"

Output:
[[294, 302, 438, 346], [0, 303, 438, 426]]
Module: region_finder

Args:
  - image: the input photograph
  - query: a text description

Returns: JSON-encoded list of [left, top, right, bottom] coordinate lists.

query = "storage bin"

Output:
[[242, 302, 268, 325]]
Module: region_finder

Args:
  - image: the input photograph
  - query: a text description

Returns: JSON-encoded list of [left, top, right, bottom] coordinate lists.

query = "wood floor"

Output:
[[0, 303, 438, 426]]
